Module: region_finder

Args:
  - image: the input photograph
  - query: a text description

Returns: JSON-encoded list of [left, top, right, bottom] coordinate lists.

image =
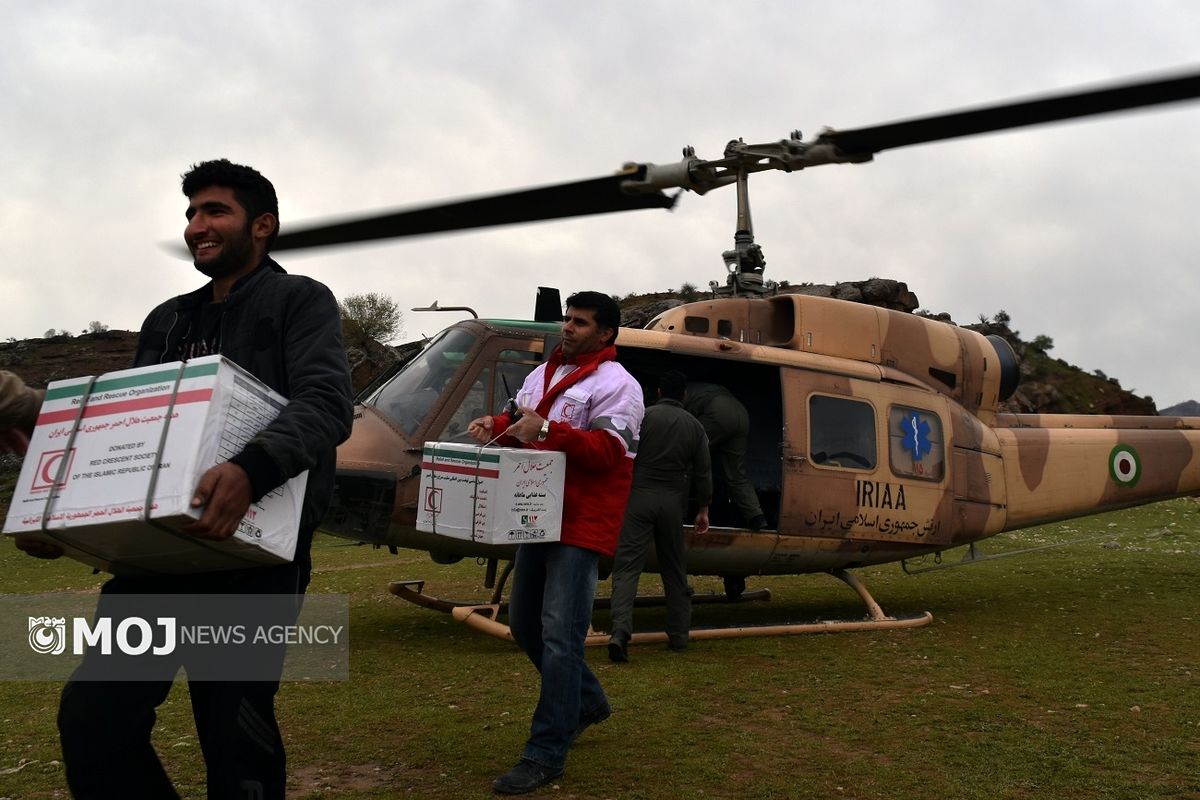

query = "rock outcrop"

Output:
[[617, 278, 1157, 416], [779, 277, 920, 313]]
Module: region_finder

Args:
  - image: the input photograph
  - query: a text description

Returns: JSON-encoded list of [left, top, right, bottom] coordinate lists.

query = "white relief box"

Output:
[[416, 442, 564, 545], [3, 355, 306, 575]]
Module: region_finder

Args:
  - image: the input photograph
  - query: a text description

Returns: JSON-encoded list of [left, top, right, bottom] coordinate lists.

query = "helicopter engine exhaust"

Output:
[[986, 335, 1020, 402]]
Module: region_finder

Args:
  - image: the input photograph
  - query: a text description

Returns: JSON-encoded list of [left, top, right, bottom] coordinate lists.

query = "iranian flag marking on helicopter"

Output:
[[1109, 444, 1141, 487]]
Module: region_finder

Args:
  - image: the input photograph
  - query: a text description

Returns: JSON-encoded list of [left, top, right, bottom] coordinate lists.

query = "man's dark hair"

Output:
[[659, 370, 687, 401], [181, 159, 280, 250], [565, 291, 621, 346]]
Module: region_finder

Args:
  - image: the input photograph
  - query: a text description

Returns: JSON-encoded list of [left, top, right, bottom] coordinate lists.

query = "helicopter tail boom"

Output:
[[995, 419, 1200, 530]]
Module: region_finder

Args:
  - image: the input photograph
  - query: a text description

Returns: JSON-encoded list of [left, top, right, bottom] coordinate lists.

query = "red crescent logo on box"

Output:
[[560, 402, 576, 422], [424, 487, 442, 513], [32, 449, 74, 492]]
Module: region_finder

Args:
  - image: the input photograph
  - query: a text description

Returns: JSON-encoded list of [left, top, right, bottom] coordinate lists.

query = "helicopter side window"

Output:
[[368, 328, 478, 436], [887, 405, 945, 481], [808, 395, 876, 470]]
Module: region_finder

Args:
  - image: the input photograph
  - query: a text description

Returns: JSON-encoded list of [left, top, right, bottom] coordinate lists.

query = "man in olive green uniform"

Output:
[[608, 371, 711, 660], [685, 382, 767, 531]]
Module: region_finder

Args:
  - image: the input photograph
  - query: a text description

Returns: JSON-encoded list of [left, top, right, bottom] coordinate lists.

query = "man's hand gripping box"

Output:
[[416, 443, 564, 545], [3, 355, 307, 574]]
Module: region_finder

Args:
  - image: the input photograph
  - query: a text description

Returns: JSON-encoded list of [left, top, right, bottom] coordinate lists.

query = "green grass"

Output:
[[2, 499, 1198, 799]]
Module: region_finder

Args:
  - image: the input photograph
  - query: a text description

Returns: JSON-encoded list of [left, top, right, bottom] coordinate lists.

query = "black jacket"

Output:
[[134, 258, 353, 556]]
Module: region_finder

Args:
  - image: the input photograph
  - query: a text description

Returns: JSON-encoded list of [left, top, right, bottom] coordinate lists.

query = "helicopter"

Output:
[[269, 68, 1200, 643]]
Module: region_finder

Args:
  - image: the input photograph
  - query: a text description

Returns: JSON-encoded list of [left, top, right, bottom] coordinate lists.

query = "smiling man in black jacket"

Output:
[[25, 159, 355, 800]]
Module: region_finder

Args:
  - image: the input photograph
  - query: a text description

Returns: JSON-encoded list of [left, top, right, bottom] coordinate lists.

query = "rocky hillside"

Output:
[[0, 279, 1180, 416], [961, 311, 1157, 415], [0, 329, 142, 389], [0, 323, 404, 399]]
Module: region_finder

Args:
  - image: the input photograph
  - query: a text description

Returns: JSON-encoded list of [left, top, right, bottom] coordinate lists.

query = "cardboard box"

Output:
[[416, 442, 564, 545], [3, 355, 307, 575]]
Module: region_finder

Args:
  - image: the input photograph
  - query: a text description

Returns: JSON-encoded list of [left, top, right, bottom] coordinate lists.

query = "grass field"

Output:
[[1, 498, 1198, 799]]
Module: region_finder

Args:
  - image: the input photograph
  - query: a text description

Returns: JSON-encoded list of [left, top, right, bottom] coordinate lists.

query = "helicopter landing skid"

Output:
[[389, 579, 771, 615], [388, 580, 481, 613], [449, 570, 931, 644]]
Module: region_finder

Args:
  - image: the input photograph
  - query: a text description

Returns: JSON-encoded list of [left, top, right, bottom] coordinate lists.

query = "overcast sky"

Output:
[[2, 1, 1198, 406]]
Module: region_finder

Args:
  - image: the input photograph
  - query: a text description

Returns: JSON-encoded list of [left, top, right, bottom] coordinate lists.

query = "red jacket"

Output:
[[490, 345, 643, 556]]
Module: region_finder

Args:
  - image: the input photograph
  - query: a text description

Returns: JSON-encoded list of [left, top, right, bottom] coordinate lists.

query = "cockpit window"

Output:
[[367, 328, 477, 435], [498, 349, 539, 362], [809, 395, 877, 470], [441, 366, 492, 442]]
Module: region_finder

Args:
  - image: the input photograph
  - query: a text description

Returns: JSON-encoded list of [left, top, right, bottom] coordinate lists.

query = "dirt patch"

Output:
[[291, 762, 396, 796]]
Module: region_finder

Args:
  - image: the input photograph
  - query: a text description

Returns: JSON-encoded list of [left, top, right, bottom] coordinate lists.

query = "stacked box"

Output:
[[416, 442, 564, 545], [3, 355, 307, 575]]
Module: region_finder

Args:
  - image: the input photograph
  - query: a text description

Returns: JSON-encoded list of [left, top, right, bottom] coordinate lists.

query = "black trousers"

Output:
[[57, 561, 307, 800]]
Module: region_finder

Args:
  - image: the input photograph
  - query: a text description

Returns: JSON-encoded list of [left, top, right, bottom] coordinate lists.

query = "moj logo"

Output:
[[28, 616, 67, 655], [26, 616, 177, 657]]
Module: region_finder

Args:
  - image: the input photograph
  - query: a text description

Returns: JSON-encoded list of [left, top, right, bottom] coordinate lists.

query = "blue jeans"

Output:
[[509, 543, 609, 770]]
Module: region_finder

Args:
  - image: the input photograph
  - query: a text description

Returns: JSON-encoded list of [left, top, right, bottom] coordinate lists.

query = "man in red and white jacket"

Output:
[[469, 290, 643, 795]]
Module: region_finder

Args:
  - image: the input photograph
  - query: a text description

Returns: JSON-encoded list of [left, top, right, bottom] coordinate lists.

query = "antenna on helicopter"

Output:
[[411, 300, 479, 319]]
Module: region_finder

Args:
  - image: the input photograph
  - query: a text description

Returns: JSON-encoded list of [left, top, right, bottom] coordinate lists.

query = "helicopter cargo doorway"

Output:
[[615, 345, 783, 577]]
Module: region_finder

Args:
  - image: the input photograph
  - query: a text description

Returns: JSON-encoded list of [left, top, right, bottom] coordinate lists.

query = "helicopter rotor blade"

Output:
[[273, 167, 676, 252], [820, 69, 1200, 157], [256, 68, 1200, 255]]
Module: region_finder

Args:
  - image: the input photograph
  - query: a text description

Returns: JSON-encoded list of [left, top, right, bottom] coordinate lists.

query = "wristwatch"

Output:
[[536, 419, 551, 442]]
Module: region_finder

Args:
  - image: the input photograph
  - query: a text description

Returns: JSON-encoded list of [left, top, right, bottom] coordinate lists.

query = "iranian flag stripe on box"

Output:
[[43, 362, 220, 401], [421, 445, 501, 478], [37, 390, 214, 425]]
